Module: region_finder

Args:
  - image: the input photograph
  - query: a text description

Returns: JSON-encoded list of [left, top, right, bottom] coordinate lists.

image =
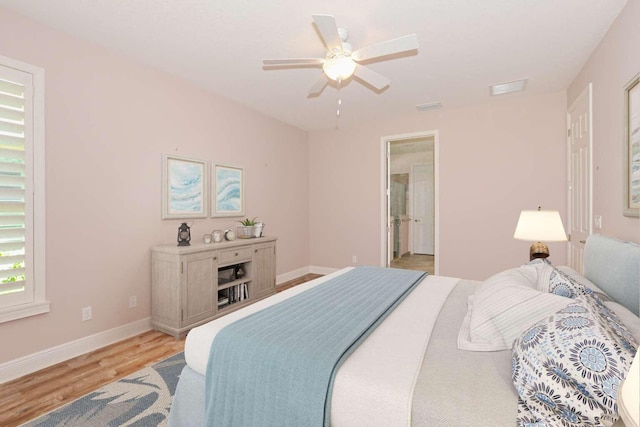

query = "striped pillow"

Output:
[[458, 264, 571, 351]]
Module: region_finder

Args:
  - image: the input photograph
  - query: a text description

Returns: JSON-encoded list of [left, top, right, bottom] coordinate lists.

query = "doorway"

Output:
[[382, 132, 438, 274]]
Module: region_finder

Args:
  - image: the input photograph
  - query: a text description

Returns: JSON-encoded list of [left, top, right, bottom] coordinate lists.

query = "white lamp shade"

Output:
[[618, 350, 639, 427], [513, 210, 567, 242]]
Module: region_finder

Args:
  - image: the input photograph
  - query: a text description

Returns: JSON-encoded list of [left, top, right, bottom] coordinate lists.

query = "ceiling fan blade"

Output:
[[308, 74, 329, 96], [312, 14, 343, 52], [351, 34, 419, 62], [263, 58, 325, 67], [353, 64, 390, 90]]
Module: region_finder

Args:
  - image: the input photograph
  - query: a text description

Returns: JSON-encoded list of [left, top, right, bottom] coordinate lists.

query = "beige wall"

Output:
[[568, 0, 640, 243], [309, 92, 568, 280], [0, 8, 309, 364]]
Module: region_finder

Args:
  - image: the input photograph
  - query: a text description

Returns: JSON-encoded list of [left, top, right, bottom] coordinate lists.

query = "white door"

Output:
[[567, 84, 593, 273], [412, 163, 434, 254]]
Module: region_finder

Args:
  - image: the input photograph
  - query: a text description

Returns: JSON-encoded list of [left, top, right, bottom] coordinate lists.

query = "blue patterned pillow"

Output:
[[512, 294, 637, 427], [538, 263, 593, 299]]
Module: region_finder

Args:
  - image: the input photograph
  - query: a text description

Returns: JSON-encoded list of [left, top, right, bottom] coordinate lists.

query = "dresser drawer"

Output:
[[219, 247, 252, 264]]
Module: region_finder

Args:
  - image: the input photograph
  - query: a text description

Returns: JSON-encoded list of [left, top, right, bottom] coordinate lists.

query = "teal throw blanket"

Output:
[[203, 266, 426, 427]]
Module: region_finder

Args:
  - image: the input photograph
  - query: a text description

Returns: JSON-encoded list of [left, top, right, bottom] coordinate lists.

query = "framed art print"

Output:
[[212, 164, 244, 217], [624, 73, 639, 217], [162, 154, 207, 219]]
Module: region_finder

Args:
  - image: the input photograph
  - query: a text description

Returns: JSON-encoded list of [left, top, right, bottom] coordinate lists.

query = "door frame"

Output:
[[380, 130, 439, 272]]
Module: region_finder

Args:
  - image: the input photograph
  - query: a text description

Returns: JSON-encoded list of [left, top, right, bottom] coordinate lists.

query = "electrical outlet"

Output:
[[352, 255, 357, 263], [129, 295, 137, 308], [82, 306, 92, 321], [594, 215, 602, 229]]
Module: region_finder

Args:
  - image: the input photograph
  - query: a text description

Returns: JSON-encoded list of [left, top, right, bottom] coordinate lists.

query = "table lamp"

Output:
[[513, 207, 567, 260], [618, 350, 639, 427]]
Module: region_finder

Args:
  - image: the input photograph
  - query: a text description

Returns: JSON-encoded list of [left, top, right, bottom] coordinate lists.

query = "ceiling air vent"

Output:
[[416, 101, 442, 112], [490, 78, 528, 96]]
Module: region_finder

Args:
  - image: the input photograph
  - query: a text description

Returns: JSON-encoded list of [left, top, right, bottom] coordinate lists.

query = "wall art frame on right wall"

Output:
[[212, 163, 244, 217], [624, 73, 640, 217]]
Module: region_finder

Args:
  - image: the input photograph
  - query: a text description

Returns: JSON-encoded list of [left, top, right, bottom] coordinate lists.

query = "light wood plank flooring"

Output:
[[275, 273, 322, 292], [391, 253, 435, 274], [0, 274, 317, 427]]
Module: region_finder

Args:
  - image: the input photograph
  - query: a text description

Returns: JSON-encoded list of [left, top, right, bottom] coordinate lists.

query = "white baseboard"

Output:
[[276, 266, 311, 284], [276, 265, 341, 285], [309, 265, 340, 275], [0, 317, 152, 384]]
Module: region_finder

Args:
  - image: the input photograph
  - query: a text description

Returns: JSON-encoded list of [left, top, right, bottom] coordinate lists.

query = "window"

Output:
[[0, 56, 47, 323]]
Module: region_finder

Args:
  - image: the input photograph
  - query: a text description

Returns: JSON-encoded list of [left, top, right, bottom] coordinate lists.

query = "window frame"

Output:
[[0, 55, 48, 323]]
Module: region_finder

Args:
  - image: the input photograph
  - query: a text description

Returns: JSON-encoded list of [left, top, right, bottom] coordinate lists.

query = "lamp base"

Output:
[[529, 241, 550, 261]]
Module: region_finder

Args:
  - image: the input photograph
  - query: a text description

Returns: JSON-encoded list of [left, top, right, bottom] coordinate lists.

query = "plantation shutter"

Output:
[[0, 65, 32, 308]]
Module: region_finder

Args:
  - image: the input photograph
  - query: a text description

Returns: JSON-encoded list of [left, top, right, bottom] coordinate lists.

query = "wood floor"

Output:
[[390, 253, 435, 274], [0, 274, 317, 427], [275, 273, 322, 292]]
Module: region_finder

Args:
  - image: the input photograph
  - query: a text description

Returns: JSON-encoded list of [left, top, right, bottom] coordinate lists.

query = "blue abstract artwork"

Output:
[[163, 155, 206, 218], [214, 165, 243, 216]]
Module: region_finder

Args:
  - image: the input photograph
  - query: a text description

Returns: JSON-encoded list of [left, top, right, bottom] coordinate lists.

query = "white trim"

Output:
[[434, 135, 440, 274], [276, 266, 311, 284], [380, 138, 389, 266], [308, 265, 340, 275], [33, 58, 46, 306], [277, 266, 341, 284], [0, 55, 47, 320], [0, 55, 43, 75], [0, 318, 152, 384], [0, 300, 50, 323], [380, 130, 440, 273]]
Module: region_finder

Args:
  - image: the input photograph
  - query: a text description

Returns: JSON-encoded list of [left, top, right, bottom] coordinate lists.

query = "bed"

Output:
[[168, 234, 640, 426]]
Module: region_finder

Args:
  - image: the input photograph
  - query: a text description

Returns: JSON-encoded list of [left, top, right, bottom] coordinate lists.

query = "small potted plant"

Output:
[[237, 217, 258, 239]]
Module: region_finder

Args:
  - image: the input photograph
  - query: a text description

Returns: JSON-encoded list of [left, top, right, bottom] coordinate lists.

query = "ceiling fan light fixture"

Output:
[[323, 54, 356, 81]]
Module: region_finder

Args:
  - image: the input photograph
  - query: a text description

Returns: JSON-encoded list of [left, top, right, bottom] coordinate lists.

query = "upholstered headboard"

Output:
[[583, 234, 640, 316]]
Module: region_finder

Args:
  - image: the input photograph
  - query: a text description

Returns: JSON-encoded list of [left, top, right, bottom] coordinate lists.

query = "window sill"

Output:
[[0, 301, 50, 324]]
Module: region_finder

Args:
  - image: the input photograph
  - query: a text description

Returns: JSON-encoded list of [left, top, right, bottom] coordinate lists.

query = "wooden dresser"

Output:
[[151, 236, 276, 338]]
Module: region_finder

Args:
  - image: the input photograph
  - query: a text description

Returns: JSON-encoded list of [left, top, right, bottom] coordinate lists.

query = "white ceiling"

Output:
[[0, 0, 628, 131]]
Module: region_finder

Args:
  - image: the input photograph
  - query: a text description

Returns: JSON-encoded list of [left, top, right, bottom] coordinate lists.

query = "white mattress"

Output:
[[184, 267, 459, 427]]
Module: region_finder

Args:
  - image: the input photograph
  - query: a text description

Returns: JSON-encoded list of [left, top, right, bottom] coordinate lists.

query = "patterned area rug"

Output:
[[23, 352, 185, 427]]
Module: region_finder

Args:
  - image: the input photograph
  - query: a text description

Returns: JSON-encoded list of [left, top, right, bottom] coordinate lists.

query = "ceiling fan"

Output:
[[263, 15, 419, 96]]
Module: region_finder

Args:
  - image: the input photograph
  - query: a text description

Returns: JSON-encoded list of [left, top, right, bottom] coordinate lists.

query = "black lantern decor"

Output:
[[177, 222, 191, 246]]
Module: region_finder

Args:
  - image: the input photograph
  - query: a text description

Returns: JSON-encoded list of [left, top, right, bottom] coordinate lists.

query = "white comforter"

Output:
[[184, 268, 459, 427]]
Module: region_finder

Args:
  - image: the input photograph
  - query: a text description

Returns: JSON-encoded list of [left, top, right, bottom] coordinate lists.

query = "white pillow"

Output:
[[458, 264, 571, 351]]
